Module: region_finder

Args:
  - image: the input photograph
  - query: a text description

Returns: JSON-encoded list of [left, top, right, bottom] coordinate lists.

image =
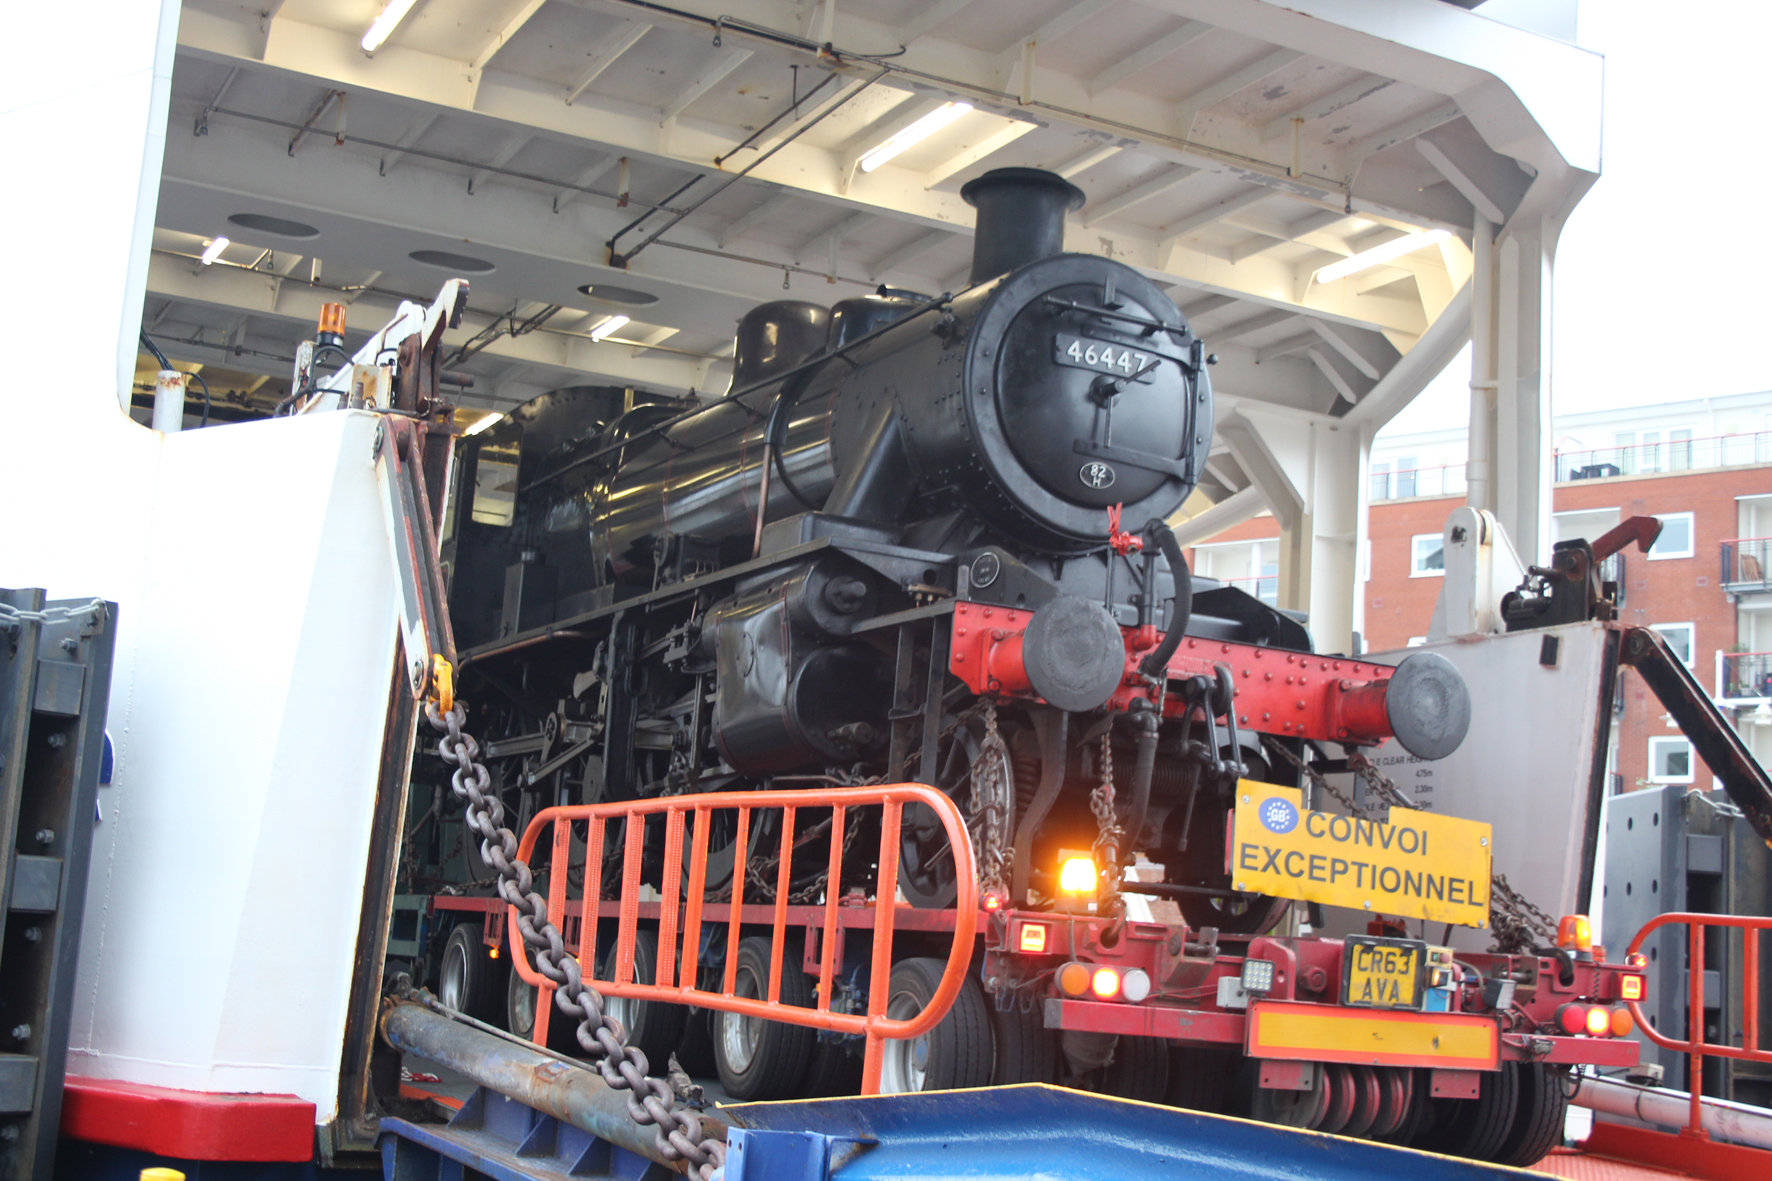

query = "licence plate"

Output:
[[1342, 937, 1425, 1010]]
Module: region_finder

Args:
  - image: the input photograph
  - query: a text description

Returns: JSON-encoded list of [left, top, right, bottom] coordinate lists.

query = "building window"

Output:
[[1655, 622, 1695, 666], [1370, 461, 1392, 502], [1395, 456, 1418, 500], [1648, 736, 1694, 784], [1411, 533, 1445, 577], [1649, 512, 1694, 560]]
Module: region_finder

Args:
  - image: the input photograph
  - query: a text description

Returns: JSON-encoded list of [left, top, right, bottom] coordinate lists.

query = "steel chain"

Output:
[[968, 702, 1015, 901], [1264, 737, 1556, 955], [1090, 731, 1124, 909], [425, 701, 724, 1180], [0, 597, 107, 632]]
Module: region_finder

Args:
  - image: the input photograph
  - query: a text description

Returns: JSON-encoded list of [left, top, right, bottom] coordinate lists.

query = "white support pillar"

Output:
[[1473, 213, 1557, 566], [1218, 409, 1368, 656]]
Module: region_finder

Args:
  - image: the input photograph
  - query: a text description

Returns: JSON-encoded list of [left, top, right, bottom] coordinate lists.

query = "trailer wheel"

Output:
[[674, 1007, 719, 1079], [438, 923, 504, 1023], [1424, 1062, 1520, 1161], [599, 931, 689, 1073], [990, 1002, 1058, 1084], [1492, 1064, 1568, 1167], [798, 1036, 864, 1098], [1341, 1065, 1383, 1137], [714, 936, 815, 1100], [1380, 1070, 1433, 1145], [1100, 1036, 1169, 1103], [1316, 1063, 1357, 1134], [1164, 1047, 1233, 1113], [878, 957, 994, 1093]]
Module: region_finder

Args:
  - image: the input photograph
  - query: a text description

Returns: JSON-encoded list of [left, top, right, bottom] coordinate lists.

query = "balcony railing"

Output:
[[1219, 574, 1279, 605], [1555, 430, 1772, 482], [1721, 537, 1772, 594], [1369, 464, 1467, 502], [1717, 650, 1772, 702]]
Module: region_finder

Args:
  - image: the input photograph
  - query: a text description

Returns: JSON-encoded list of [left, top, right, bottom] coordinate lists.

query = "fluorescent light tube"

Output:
[[1314, 229, 1450, 283], [362, 0, 420, 52], [590, 314, 630, 342], [859, 102, 973, 173], [463, 412, 503, 436], [200, 237, 230, 265]]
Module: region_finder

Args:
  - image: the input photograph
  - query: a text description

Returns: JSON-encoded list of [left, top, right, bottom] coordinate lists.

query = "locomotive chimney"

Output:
[[961, 167, 1086, 286]]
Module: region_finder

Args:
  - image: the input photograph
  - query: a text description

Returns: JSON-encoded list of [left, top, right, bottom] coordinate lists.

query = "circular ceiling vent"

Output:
[[410, 249, 496, 273], [227, 212, 320, 239], [577, 283, 660, 307]]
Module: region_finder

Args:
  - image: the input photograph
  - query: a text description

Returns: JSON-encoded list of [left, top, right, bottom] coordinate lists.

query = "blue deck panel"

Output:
[[721, 1084, 1550, 1181]]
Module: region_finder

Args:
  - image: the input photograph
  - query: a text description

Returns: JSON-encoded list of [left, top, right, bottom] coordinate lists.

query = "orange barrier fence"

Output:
[[505, 783, 977, 1094], [1626, 912, 1772, 1137]]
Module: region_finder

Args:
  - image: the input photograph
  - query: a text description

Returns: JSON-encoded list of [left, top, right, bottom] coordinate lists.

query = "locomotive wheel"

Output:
[[714, 936, 816, 1100], [1164, 1046, 1234, 1113], [1099, 1036, 1170, 1103], [599, 930, 689, 1072], [438, 923, 504, 1023], [1368, 1067, 1414, 1138], [898, 718, 985, 909], [1316, 1063, 1357, 1134], [1341, 1065, 1383, 1137], [1492, 1064, 1569, 1167], [877, 957, 995, 1094], [990, 1001, 1059, 1084]]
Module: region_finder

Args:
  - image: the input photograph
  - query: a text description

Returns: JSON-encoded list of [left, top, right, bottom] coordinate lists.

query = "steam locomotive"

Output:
[[426, 167, 1468, 1047]]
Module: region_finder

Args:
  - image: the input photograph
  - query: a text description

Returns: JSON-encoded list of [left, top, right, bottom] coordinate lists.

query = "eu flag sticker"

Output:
[[1260, 797, 1299, 835]]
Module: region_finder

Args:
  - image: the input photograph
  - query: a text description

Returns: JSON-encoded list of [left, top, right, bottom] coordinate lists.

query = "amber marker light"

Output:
[[1057, 962, 1091, 997], [1058, 854, 1096, 895], [1610, 1007, 1634, 1037]]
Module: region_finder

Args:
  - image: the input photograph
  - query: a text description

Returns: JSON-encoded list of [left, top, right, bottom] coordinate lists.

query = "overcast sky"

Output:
[[1382, 1, 1770, 438]]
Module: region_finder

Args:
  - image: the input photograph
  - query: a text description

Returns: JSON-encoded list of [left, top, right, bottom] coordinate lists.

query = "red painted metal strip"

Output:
[[61, 1076, 314, 1162], [1578, 1119, 1770, 1181], [1044, 997, 1246, 1044]]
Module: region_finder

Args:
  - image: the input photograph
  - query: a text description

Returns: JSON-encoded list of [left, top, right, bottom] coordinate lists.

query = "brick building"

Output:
[[1185, 391, 1772, 795]]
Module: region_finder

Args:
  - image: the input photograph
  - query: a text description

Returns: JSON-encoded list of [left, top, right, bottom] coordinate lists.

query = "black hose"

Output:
[[139, 330, 211, 427], [1121, 699, 1160, 861], [1137, 518, 1192, 679]]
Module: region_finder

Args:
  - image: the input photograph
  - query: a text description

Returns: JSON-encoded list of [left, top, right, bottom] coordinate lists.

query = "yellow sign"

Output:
[[1230, 781, 1492, 927]]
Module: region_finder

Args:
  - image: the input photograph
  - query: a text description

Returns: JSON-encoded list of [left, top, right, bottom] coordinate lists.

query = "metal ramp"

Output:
[[381, 1082, 1551, 1181]]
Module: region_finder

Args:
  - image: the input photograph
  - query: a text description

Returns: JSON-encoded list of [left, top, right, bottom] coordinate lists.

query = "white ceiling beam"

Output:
[[718, 189, 798, 248], [1254, 333, 1317, 363], [379, 111, 440, 176], [1087, 20, 1212, 97], [838, 95, 949, 192], [552, 154, 621, 214], [565, 20, 651, 106], [1081, 165, 1197, 227], [470, 0, 548, 72], [922, 120, 1038, 188], [1342, 100, 1461, 165], [1177, 293, 1239, 322], [1414, 130, 1531, 226], [662, 49, 754, 123], [798, 210, 875, 258], [1308, 345, 1364, 403], [1260, 73, 1393, 141], [1306, 319, 1381, 379], [994, 0, 1114, 81], [1216, 307, 1301, 343], [1159, 187, 1272, 243], [870, 228, 953, 278], [1177, 49, 1305, 138], [1416, 138, 1503, 223], [893, 0, 974, 47], [468, 132, 533, 194], [1055, 143, 1121, 177]]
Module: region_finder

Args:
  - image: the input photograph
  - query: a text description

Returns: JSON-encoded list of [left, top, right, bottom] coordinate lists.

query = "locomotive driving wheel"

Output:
[[898, 709, 1033, 909]]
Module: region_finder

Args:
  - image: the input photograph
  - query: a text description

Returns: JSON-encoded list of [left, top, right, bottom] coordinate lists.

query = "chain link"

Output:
[[0, 597, 107, 633], [1263, 737, 1557, 954], [1090, 730, 1124, 912], [969, 702, 1015, 901], [425, 701, 724, 1179]]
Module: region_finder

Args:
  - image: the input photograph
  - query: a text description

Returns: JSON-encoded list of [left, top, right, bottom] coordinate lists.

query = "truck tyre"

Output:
[[674, 1007, 719, 1079], [1426, 1061, 1520, 1161], [599, 930, 689, 1073], [1100, 1036, 1169, 1103], [505, 961, 582, 1053], [1493, 1064, 1569, 1167], [798, 1036, 864, 1098], [1165, 1047, 1233, 1113], [438, 923, 503, 1023], [990, 1002, 1058, 1084], [714, 936, 815, 1100], [878, 957, 994, 1093]]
